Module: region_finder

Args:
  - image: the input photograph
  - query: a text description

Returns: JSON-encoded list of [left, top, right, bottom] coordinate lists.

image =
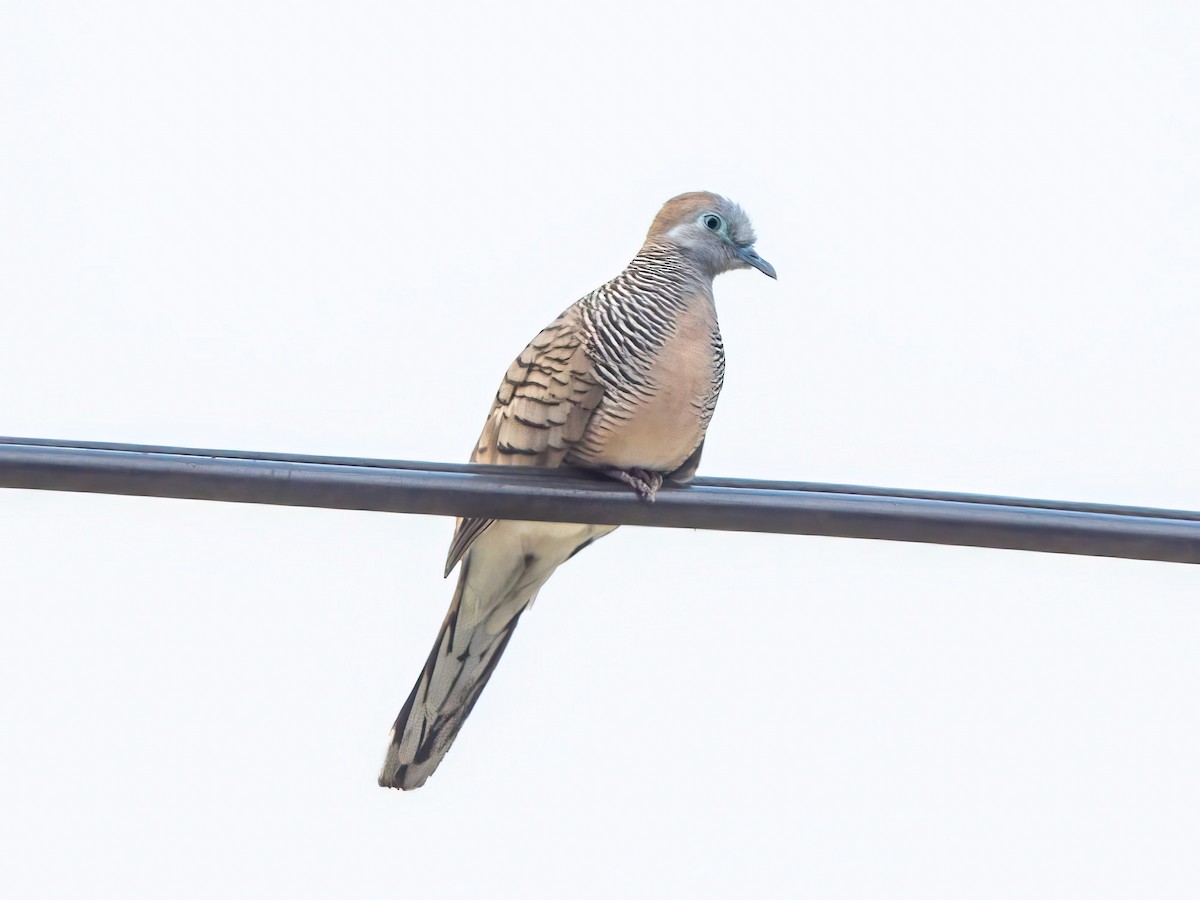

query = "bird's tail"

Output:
[[378, 556, 527, 790]]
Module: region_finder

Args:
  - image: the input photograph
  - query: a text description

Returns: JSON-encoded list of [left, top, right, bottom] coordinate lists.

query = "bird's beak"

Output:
[[738, 245, 777, 279]]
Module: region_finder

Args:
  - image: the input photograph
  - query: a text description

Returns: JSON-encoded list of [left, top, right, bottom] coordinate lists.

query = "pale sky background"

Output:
[[2, 2, 1198, 897]]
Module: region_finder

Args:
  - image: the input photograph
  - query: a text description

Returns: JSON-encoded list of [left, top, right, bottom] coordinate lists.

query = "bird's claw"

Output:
[[604, 467, 664, 502]]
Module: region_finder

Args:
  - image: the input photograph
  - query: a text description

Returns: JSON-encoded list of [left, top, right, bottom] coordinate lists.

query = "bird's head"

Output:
[[645, 191, 776, 280]]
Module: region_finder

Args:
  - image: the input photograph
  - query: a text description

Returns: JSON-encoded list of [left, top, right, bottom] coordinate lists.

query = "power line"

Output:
[[1, 437, 1197, 565]]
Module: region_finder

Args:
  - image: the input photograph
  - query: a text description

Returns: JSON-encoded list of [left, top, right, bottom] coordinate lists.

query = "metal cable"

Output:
[[1, 437, 1196, 564]]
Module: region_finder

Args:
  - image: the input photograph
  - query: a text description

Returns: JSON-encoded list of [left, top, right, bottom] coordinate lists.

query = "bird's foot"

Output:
[[603, 467, 664, 502]]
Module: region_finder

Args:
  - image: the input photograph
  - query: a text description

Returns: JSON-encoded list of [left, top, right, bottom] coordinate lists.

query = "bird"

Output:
[[378, 191, 775, 790]]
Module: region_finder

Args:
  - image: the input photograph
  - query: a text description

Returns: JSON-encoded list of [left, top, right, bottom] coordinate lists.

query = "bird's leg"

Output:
[[602, 467, 664, 502]]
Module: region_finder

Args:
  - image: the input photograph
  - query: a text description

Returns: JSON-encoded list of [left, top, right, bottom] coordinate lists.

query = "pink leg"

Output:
[[602, 467, 665, 502]]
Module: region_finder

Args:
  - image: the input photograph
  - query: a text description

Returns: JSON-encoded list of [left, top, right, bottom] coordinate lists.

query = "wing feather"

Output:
[[443, 309, 602, 576]]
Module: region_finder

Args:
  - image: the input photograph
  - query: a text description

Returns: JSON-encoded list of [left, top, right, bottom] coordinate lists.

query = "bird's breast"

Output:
[[573, 303, 722, 472]]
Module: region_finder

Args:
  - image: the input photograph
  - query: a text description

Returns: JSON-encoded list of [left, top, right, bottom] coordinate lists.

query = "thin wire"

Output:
[[1, 437, 1197, 564]]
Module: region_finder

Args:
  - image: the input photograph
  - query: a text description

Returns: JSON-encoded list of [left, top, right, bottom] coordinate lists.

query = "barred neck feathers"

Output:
[[614, 243, 710, 309], [579, 245, 713, 402]]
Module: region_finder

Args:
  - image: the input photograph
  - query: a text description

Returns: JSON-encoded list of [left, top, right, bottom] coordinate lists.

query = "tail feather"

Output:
[[379, 519, 615, 790], [378, 557, 527, 790]]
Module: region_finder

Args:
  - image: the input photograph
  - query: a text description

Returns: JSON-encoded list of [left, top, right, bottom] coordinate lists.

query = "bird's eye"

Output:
[[703, 214, 723, 231]]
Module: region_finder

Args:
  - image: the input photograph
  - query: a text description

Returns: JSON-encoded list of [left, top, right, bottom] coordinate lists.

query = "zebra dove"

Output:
[[378, 191, 775, 789]]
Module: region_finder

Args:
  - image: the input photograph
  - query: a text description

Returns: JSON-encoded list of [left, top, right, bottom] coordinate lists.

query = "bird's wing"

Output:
[[666, 439, 705, 484], [444, 309, 603, 576]]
